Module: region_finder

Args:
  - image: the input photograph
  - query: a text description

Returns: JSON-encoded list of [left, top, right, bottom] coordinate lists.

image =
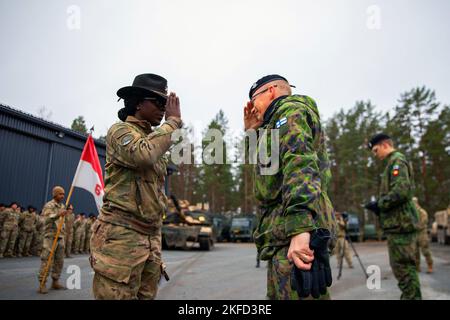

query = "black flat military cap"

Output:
[[249, 74, 296, 99], [368, 133, 391, 150]]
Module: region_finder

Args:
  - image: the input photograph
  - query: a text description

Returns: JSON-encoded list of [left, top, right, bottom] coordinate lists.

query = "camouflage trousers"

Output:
[[38, 236, 65, 283], [30, 232, 43, 256], [65, 231, 73, 257], [85, 231, 92, 253], [334, 237, 353, 268], [267, 246, 330, 300], [415, 229, 433, 268], [387, 233, 422, 300], [90, 220, 163, 300], [73, 230, 85, 253], [0, 227, 19, 256], [17, 230, 34, 256]]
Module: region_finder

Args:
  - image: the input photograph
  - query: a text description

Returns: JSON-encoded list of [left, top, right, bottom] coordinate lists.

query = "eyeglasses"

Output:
[[250, 85, 278, 103], [144, 98, 166, 111]]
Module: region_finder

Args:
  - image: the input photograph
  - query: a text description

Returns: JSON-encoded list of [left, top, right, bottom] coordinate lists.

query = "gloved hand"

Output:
[[365, 200, 380, 216], [291, 229, 333, 299]]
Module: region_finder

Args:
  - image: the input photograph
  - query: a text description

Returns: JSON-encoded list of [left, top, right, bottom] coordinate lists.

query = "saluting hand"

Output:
[[244, 101, 263, 130], [165, 92, 181, 120]]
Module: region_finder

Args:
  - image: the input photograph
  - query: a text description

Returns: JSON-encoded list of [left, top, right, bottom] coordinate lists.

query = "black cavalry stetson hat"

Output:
[[117, 73, 168, 101]]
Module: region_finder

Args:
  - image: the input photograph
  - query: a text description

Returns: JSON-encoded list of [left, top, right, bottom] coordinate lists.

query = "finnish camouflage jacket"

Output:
[[99, 115, 182, 235], [42, 199, 66, 238], [253, 95, 335, 259], [377, 151, 419, 234]]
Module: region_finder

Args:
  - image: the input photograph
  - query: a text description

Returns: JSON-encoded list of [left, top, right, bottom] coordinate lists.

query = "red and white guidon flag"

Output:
[[72, 135, 105, 212]]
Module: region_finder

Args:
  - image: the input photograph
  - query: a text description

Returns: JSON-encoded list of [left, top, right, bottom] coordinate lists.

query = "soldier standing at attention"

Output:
[[30, 211, 44, 256], [0, 203, 6, 237], [334, 212, 353, 269], [90, 73, 182, 300], [412, 197, 433, 273], [83, 214, 95, 253], [244, 75, 335, 300], [0, 202, 21, 258], [365, 133, 422, 300], [38, 186, 68, 294], [64, 204, 75, 258], [73, 213, 86, 254], [17, 206, 37, 257]]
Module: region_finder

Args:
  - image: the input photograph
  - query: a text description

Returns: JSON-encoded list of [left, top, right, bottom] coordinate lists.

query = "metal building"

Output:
[[0, 104, 106, 215]]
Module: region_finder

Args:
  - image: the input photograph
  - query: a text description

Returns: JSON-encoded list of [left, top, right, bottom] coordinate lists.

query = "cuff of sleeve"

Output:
[[285, 211, 316, 237], [165, 117, 183, 129]]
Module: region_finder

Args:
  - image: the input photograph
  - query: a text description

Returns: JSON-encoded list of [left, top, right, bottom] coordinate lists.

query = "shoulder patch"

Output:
[[121, 134, 134, 146], [275, 117, 288, 129]]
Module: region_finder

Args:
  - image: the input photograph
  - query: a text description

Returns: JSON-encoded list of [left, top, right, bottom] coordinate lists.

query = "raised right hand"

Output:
[[244, 101, 263, 130], [165, 92, 181, 119]]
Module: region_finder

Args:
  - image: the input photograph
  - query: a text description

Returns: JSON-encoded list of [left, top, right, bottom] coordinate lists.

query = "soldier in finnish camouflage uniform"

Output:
[[0, 202, 21, 258], [412, 197, 433, 273], [73, 213, 86, 254], [334, 212, 353, 269], [90, 73, 182, 300], [37, 186, 68, 294], [17, 206, 37, 257], [365, 133, 421, 300], [244, 75, 335, 300], [64, 204, 75, 258]]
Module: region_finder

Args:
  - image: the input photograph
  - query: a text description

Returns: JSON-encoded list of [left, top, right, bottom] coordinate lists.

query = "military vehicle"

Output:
[[229, 215, 256, 242], [434, 208, 450, 244], [343, 212, 360, 242], [211, 214, 231, 242], [162, 196, 215, 251]]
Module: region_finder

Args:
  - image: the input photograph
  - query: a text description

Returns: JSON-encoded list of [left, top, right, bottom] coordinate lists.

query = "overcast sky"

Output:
[[1, 0, 449, 139]]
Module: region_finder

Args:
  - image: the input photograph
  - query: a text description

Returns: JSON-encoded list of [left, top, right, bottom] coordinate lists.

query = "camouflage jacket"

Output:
[[99, 115, 182, 235], [336, 216, 347, 238], [414, 204, 428, 231], [85, 218, 94, 235], [377, 151, 419, 234], [65, 213, 75, 234], [19, 211, 36, 232], [253, 95, 335, 259], [74, 218, 85, 234], [42, 199, 66, 238], [2, 209, 20, 229]]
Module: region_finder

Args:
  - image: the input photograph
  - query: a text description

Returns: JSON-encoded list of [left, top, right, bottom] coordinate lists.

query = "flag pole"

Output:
[[39, 185, 75, 290]]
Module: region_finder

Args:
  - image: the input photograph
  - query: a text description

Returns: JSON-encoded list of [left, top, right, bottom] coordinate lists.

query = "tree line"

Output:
[[69, 86, 450, 223]]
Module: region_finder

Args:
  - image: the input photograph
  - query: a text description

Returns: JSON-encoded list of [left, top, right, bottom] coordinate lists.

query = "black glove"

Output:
[[291, 229, 333, 299], [364, 200, 380, 216]]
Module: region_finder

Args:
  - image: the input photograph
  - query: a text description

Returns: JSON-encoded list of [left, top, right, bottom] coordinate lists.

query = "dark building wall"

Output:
[[0, 104, 106, 215]]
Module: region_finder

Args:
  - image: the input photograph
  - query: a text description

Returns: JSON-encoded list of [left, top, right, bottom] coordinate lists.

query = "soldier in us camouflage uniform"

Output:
[[90, 73, 182, 300], [412, 197, 433, 273], [30, 211, 44, 256], [244, 75, 336, 300], [17, 206, 37, 257], [83, 214, 95, 253], [64, 204, 75, 258], [0, 203, 6, 235], [37, 186, 68, 294], [73, 213, 86, 254], [0, 202, 21, 258], [365, 133, 421, 300]]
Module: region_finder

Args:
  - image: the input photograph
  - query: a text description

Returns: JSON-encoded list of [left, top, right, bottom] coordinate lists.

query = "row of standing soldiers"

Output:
[[0, 202, 96, 258]]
